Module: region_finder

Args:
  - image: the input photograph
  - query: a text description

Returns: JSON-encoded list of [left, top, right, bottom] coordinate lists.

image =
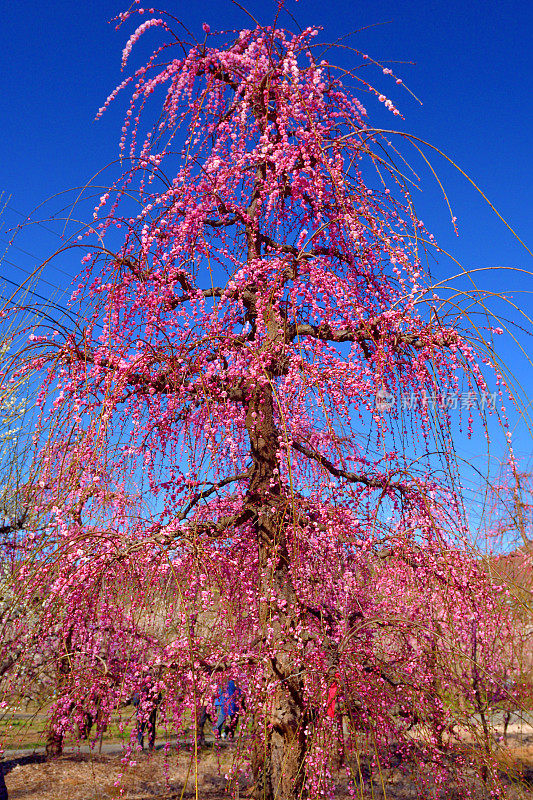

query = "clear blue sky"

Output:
[[1, 0, 532, 508]]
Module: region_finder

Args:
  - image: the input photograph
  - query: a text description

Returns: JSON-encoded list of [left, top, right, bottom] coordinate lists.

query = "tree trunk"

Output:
[[268, 705, 308, 799], [244, 319, 310, 797], [253, 538, 309, 799], [45, 728, 63, 758], [46, 629, 73, 758], [252, 701, 309, 800]]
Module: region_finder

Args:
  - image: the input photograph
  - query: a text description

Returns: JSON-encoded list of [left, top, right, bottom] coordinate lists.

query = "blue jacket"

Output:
[[214, 679, 241, 716]]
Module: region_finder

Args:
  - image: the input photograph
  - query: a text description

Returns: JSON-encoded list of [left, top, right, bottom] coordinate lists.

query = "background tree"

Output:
[[0, 323, 48, 691], [15, 9, 524, 798], [0, 341, 31, 541]]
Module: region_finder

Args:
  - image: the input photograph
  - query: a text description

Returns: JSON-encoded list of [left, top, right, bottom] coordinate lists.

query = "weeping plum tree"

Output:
[[16, 8, 523, 798]]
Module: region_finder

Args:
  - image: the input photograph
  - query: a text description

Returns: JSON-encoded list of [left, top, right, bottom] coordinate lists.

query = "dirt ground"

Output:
[[3, 746, 240, 800], [4, 740, 533, 799]]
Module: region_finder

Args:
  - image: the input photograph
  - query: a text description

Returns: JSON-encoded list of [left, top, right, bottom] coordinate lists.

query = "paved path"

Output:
[[2, 734, 236, 761]]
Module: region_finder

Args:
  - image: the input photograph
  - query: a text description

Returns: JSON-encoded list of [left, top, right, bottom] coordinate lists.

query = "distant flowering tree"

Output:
[[15, 9, 522, 797], [0, 343, 29, 539], [487, 460, 533, 552]]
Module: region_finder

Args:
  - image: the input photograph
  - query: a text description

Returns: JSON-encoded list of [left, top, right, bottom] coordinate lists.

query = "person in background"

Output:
[[132, 673, 162, 751], [195, 663, 215, 747], [214, 678, 244, 740]]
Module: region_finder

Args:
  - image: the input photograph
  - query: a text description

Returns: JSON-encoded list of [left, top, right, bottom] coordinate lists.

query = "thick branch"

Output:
[[168, 286, 225, 308], [204, 215, 239, 228], [291, 322, 425, 350], [0, 511, 28, 537], [64, 345, 245, 402], [291, 440, 407, 494], [155, 507, 256, 546], [178, 470, 251, 520], [259, 233, 352, 265]]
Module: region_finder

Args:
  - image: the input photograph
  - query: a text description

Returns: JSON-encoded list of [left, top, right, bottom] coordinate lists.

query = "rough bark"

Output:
[[244, 376, 310, 798], [45, 729, 64, 759], [46, 630, 73, 759]]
